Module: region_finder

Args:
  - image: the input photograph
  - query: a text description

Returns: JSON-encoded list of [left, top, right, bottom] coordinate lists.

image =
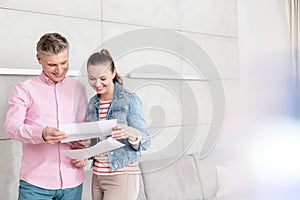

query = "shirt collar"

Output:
[[39, 72, 66, 85]]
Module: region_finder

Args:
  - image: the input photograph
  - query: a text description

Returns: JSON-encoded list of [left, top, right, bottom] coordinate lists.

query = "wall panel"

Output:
[[1, 0, 101, 20], [0, 9, 102, 71]]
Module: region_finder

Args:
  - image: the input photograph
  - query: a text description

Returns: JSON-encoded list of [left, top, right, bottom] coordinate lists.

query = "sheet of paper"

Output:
[[61, 137, 125, 160], [59, 119, 117, 143]]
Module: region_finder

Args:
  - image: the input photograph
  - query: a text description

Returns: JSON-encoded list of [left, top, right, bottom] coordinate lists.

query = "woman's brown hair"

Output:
[[87, 49, 123, 85]]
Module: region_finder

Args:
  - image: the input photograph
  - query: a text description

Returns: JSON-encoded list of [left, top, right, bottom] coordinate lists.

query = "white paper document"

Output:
[[61, 137, 125, 160], [59, 119, 117, 143]]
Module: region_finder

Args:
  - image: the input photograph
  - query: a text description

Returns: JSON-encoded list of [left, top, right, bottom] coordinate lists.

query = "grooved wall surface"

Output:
[[0, 1, 238, 199]]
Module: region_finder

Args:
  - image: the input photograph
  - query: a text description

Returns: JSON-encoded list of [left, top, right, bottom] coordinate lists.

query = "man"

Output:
[[5, 33, 88, 199]]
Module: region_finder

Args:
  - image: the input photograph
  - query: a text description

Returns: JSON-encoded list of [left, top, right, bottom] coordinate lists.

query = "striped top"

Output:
[[92, 100, 140, 175]]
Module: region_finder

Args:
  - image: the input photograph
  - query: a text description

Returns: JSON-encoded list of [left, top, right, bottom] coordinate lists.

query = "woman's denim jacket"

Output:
[[87, 82, 151, 171]]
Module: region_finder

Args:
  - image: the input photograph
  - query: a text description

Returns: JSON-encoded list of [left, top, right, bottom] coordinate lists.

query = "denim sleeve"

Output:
[[127, 93, 151, 151]]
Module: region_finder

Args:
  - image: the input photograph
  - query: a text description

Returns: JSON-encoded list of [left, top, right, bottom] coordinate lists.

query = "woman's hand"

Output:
[[111, 124, 139, 142], [72, 159, 88, 168], [111, 124, 129, 140], [70, 139, 91, 149]]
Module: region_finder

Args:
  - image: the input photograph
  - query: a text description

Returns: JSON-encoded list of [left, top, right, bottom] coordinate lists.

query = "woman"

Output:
[[86, 49, 151, 200]]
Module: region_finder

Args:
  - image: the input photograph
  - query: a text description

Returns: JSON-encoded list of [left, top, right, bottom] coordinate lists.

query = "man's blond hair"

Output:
[[36, 33, 69, 55]]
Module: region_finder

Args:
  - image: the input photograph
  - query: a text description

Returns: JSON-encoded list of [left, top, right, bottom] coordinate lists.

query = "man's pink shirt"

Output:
[[4, 72, 88, 189]]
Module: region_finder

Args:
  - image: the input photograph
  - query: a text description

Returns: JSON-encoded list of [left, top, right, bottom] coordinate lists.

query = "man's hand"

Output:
[[72, 159, 88, 168], [42, 127, 68, 144]]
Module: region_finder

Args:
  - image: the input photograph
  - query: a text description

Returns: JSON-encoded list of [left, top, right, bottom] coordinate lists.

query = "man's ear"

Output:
[[36, 54, 42, 64]]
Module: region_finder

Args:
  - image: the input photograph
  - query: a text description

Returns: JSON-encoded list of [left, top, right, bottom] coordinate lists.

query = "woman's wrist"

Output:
[[128, 135, 141, 146], [128, 135, 138, 142]]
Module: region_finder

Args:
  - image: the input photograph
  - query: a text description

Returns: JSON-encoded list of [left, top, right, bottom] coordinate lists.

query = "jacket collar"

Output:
[[112, 82, 124, 99], [94, 82, 124, 108]]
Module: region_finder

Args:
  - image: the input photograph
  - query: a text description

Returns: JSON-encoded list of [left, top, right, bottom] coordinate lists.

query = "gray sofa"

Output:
[[137, 153, 235, 200], [138, 154, 203, 200]]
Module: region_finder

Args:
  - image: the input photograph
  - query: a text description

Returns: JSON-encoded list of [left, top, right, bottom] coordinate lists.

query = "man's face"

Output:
[[37, 49, 69, 83]]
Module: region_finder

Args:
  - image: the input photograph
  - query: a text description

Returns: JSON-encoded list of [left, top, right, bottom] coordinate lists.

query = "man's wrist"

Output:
[[42, 127, 48, 142]]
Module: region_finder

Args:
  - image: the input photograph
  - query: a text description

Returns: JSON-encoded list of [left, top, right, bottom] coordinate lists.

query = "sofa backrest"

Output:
[[140, 155, 204, 200]]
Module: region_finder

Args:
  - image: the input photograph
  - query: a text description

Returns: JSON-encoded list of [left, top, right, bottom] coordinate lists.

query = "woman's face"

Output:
[[87, 64, 116, 98]]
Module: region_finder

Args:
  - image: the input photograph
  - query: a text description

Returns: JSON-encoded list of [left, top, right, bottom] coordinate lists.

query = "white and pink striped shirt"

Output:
[[92, 100, 140, 175]]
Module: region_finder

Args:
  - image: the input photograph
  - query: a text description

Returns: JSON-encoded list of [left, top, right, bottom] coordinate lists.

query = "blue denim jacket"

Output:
[[87, 82, 151, 171]]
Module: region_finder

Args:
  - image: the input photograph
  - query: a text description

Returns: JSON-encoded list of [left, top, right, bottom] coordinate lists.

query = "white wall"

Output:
[[0, 0, 239, 199], [236, 1, 299, 199], [217, 0, 294, 165], [238, 0, 293, 120]]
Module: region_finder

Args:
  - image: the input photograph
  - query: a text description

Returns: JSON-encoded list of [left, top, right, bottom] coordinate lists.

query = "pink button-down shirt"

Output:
[[4, 72, 87, 190]]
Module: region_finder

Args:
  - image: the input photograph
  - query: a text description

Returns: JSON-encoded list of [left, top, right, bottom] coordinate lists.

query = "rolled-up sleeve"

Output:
[[127, 93, 151, 151], [4, 83, 44, 144]]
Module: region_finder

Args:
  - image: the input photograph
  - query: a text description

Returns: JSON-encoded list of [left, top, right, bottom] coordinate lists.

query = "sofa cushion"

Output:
[[140, 155, 203, 200], [194, 151, 245, 200]]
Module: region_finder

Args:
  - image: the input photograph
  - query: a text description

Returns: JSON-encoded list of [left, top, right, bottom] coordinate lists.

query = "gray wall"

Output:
[[0, 0, 238, 199]]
